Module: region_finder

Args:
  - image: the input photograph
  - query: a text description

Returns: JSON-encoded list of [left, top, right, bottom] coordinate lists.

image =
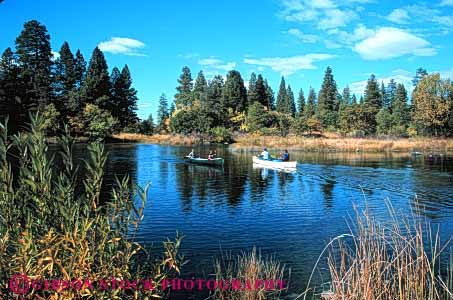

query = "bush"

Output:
[[0, 114, 184, 300], [209, 126, 233, 143], [83, 103, 118, 141], [291, 116, 307, 136]]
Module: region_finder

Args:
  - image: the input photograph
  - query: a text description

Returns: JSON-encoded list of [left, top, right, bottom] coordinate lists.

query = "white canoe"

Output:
[[252, 156, 297, 169]]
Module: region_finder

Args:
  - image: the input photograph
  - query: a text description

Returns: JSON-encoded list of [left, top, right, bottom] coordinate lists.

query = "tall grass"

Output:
[[0, 114, 184, 299], [300, 202, 453, 300], [212, 247, 288, 300]]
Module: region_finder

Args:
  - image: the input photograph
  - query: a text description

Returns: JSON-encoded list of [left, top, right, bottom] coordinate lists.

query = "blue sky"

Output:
[[1, 0, 453, 119]]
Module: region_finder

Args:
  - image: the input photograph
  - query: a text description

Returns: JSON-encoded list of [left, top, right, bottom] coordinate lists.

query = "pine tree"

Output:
[[205, 75, 225, 126], [15, 20, 53, 112], [0, 47, 23, 131], [380, 81, 386, 109], [120, 65, 138, 127], [317, 66, 338, 128], [255, 74, 267, 108], [264, 79, 275, 110], [286, 85, 296, 116], [110, 67, 122, 123], [364, 74, 382, 110], [297, 88, 305, 115], [80, 47, 111, 109], [175, 66, 193, 107], [392, 83, 409, 129], [351, 94, 357, 105], [169, 102, 175, 116], [385, 79, 396, 109], [412, 67, 428, 87], [276, 76, 287, 113], [223, 70, 247, 112], [193, 70, 207, 102], [157, 93, 169, 131], [342, 86, 351, 105], [304, 87, 317, 119], [74, 49, 86, 89], [247, 72, 258, 106], [54, 41, 76, 94]]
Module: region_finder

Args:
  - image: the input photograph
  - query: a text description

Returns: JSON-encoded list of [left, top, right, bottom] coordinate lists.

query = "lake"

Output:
[[78, 143, 453, 299]]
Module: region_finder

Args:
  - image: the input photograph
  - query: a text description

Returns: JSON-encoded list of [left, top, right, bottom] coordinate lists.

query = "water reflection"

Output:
[[95, 144, 453, 297]]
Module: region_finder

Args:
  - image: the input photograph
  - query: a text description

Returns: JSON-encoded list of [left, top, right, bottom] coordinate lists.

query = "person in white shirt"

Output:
[[260, 148, 270, 160], [188, 149, 195, 158]]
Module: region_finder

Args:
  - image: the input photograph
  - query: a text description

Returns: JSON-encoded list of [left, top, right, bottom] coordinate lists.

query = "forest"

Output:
[[1, 20, 452, 143]]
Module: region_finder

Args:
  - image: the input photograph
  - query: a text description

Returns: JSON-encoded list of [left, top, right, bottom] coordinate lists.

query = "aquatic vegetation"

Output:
[[0, 114, 184, 300], [212, 247, 288, 300], [300, 202, 453, 300]]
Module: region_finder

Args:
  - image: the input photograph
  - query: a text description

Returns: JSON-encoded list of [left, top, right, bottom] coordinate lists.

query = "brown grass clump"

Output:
[[299, 202, 453, 300], [212, 247, 289, 300], [113, 133, 201, 145]]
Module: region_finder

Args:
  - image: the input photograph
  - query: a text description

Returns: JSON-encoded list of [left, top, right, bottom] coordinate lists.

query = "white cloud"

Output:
[[386, 8, 410, 24], [243, 53, 335, 76], [440, 0, 453, 6], [98, 37, 146, 56], [349, 69, 414, 96], [286, 28, 318, 43], [353, 27, 436, 60], [279, 0, 358, 29], [198, 57, 236, 71]]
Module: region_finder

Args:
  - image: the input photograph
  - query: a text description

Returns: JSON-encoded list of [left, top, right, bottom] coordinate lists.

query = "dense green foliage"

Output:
[[162, 65, 452, 138], [0, 20, 139, 140]]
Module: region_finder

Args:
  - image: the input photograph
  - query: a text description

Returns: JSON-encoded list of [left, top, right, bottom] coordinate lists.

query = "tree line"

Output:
[[0, 20, 139, 140], [151, 66, 452, 140]]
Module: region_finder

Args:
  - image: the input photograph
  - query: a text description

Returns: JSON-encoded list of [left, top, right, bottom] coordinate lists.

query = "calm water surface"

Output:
[[80, 144, 453, 299]]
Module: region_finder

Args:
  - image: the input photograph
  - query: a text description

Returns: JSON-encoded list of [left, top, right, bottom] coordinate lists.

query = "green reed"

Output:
[[0, 114, 184, 300]]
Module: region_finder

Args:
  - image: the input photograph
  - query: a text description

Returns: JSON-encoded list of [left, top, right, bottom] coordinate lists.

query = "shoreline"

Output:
[[112, 133, 453, 154]]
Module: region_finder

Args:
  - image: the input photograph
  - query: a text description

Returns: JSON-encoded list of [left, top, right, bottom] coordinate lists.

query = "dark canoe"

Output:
[[187, 157, 224, 166]]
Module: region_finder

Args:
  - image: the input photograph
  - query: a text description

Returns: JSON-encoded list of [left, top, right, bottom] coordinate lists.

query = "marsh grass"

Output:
[[211, 247, 289, 300], [299, 202, 453, 300], [0, 114, 184, 300]]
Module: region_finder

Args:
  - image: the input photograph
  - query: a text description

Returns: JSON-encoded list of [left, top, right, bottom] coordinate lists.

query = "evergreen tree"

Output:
[[317, 66, 338, 128], [139, 113, 154, 135], [0, 47, 23, 131], [304, 87, 317, 119], [286, 85, 296, 116], [223, 70, 247, 112], [120, 65, 138, 127], [385, 79, 397, 109], [110, 67, 122, 123], [175, 66, 193, 107], [342, 86, 351, 105], [380, 81, 386, 109], [54, 41, 76, 94], [255, 74, 267, 107], [364, 74, 382, 110], [351, 94, 357, 105], [264, 79, 275, 110], [392, 83, 409, 130], [157, 93, 169, 131], [205, 75, 225, 127], [80, 47, 111, 109], [297, 88, 306, 115], [15, 20, 53, 112], [412, 67, 428, 87], [74, 49, 86, 89], [276, 76, 287, 113], [247, 72, 258, 106], [169, 101, 175, 116], [193, 70, 207, 102]]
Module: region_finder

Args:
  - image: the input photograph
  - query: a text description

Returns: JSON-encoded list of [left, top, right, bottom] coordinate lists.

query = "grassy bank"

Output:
[[113, 132, 453, 153]]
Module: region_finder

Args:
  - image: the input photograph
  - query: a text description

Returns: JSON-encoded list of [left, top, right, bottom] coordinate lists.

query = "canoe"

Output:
[[187, 157, 224, 166], [252, 156, 297, 169]]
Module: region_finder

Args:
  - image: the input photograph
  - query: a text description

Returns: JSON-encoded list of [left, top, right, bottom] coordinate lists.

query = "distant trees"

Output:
[[0, 20, 140, 140], [317, 66, 338, 129]]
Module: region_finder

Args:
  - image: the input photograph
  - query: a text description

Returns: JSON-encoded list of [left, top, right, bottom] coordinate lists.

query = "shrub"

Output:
[[83, 103, 119, 141], [0, 114, 184, 300], [209, 126, 233, 143]]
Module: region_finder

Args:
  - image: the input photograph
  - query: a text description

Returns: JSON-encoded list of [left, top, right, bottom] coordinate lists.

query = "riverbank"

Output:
[[113, 133, 453, 153]]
